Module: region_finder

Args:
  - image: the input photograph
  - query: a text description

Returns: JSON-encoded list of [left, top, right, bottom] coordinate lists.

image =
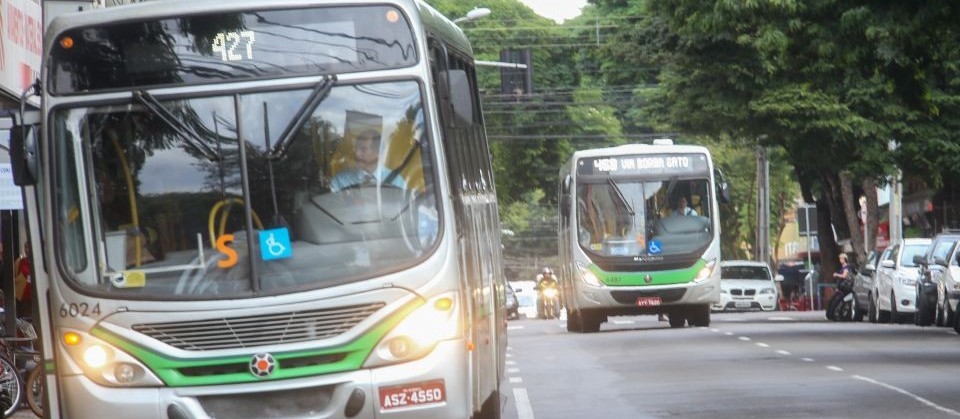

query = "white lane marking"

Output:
[[710, 328, 720, 332], [827, 366, 843, 372], [507, 325, 525, 330], [724, 332, 734, 336], [756, 342, 770, 348], [612, 320, 635, 325], [507, 346, 513, 351], [506, 360, 517, 366], [738, 336, 751, 341], [513, 387, 536, 419], [509, 377, 523, 384], [508, 368, 520, 374], [853, 375, 960, 417], [768, 316, 794, 321], [507, 353, 513, 358], [776, 350, 791, 356], [801, 358, 815, 362]]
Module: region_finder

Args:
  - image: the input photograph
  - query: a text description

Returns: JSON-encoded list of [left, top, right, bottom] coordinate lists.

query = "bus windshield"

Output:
[[53, 80, 439, 298], [577, 177, 712, 258]]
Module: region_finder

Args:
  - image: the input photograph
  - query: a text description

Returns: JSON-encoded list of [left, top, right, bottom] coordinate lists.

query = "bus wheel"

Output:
[[473, 389, 501, 419], [566, 308, 583, 332], [668, 311, 686, 328], [689, 305, 711, 327], [580, 310, 602, 333]]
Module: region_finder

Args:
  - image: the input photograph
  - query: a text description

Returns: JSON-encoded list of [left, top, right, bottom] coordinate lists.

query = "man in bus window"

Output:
[[330, 129, 406, 191], [671, 195, 697, 217]]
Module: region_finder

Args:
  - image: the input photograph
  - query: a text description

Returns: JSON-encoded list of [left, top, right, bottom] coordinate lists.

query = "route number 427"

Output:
[[59, 302, 102, 318], [212, 30, 256, 62]]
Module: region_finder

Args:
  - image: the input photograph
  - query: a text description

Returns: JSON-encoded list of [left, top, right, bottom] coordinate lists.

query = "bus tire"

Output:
[[667, 309, 687, 329], [566, 308, 583, 332], [473, 389, 501, 419], [580, 310, 602, 333], [689, 305, 711, 327]]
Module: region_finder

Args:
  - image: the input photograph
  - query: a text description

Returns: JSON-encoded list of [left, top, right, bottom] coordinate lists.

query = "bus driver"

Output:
[[330, 129, 406, 192]]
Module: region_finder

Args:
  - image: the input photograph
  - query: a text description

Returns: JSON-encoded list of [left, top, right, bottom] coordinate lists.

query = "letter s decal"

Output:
[[216, 234, 238, 268]]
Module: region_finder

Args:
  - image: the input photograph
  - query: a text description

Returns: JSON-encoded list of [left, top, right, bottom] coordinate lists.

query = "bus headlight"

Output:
[[694, 259, 718, 283], [60, 328, 163, 387], [365, 292, 461, 368], [577, 262, 603, 287]]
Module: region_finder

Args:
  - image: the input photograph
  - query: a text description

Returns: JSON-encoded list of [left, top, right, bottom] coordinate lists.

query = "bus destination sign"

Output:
[[577, 153, 709, 176]]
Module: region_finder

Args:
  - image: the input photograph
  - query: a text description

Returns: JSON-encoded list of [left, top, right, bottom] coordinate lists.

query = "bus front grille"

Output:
[[132, 303, 385, 351]]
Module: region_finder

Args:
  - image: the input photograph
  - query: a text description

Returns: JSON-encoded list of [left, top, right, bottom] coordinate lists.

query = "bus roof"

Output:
[[568, 143, 713, 161], [45, 0, 471, 58]]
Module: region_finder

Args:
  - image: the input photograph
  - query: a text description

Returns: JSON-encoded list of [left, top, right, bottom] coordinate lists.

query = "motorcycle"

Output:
[[826, 277, 856, 321], [539, 286, 561, 319]]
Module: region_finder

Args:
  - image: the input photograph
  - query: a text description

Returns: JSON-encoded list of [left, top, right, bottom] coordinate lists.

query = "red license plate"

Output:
[[380, 379, 446, 410], [636, 296, 662, 307]]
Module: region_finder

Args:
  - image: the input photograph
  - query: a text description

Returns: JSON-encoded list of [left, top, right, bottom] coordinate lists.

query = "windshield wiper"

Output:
[[270, 74, 337, 158], [133, 90, 218, 161], [607, 177, 635, 215]]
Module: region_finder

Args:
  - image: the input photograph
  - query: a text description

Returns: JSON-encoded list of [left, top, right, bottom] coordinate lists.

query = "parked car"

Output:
[[913, 232, 960, 326], [714, 261, 779, 311], [873, 238, 931, 323], [853, 249, 883, 322], [505, 283, 520, 320], [935, 233, 960, 332]]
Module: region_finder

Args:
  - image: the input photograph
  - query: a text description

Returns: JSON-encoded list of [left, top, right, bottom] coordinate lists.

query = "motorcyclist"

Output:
[[535, 267, 560, 318]]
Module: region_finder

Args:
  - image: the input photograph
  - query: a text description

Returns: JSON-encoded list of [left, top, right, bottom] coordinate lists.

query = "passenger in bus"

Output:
[[330, 129, 406, 192]]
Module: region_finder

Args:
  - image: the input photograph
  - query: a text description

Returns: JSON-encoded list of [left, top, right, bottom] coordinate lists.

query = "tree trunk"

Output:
[[816, 192, 839, 300], [839, 171, 866, 263], [863, 177, 879, 253]]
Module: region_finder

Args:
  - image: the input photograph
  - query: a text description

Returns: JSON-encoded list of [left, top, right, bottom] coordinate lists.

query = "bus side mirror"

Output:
[[11, 110, 40, 186], [560, 195, 570, 218], [714, 168, 730, 204]]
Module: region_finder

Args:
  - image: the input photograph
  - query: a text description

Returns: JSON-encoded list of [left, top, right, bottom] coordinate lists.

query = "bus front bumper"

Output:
[[574, 278, 720, 312], [58, 339, 472, 419]]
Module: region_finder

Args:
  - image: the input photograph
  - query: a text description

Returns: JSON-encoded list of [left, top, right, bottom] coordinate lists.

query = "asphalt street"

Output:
[[500, 310, 960, 419]]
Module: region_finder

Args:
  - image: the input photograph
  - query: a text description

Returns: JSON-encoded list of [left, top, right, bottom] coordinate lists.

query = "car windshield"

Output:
[[53, 80, 439, 298], [901, 244, 929, 268], [721, 266, 771, 280]]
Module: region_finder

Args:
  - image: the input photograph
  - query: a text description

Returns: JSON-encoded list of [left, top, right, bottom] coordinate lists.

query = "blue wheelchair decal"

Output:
[[260, 228, 292, 261], [648, 240, 663, 255]]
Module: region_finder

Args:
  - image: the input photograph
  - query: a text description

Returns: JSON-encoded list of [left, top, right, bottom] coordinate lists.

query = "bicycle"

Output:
[[0, 316, 42, 417]]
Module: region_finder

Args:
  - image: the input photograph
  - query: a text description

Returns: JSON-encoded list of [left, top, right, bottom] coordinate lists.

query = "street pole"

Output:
[[756, 145, 770, 267], [889, 140, 902, 244], [804, 205, 814, 310]]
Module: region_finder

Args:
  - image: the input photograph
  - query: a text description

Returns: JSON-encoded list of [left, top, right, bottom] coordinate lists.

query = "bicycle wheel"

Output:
[[26, 366, 43, 417], [0, 355, 23, 417]]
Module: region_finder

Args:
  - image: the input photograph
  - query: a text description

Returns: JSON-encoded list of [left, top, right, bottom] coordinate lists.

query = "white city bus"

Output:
[[558, 141, 728, 332], [9, 0, 507, 417]]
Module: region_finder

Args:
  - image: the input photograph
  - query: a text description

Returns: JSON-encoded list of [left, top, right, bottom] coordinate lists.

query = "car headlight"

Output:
[[577, 262, 603, 287], [694, 259, 718, 283], [759, 288, 776, 295], [60, 329, 163, 387], [365, 292, 461, 368]]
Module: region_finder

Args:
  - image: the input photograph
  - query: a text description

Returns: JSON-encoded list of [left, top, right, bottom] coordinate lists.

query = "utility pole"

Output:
[[889, 141, 903, 244], [756, 145, 770, 266]]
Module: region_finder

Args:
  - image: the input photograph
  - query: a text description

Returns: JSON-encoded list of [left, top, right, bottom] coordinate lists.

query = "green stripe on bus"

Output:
[[588, 259, 706, 286], [90, 299, 422, 387]]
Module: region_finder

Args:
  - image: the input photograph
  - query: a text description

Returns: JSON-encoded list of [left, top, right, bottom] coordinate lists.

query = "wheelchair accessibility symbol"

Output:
[[260, 228, 292, 261], [647, 240, 663, 255]]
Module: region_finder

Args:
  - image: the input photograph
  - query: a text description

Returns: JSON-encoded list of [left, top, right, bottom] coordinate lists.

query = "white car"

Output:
[[508, 280, 540, 319], [873, 238, 931, 323], [714, 261, 779, 311]]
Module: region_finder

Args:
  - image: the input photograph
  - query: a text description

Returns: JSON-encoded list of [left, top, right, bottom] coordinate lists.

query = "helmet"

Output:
[[541, 267, 553, 276]]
